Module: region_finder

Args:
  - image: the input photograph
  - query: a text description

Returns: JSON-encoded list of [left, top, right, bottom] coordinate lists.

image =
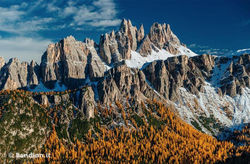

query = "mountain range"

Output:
[[0, 19, 249, 135], [0, 18, 250, 163]]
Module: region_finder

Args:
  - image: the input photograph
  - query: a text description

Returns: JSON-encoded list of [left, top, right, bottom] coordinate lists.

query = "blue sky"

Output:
[[0, 0, 249, 62]]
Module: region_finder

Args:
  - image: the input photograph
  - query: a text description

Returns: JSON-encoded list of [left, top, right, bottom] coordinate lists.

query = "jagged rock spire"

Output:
[[137, 24, 145, 43]]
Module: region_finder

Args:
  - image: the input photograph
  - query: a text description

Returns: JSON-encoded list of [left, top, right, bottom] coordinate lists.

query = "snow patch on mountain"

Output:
[[177, 45, 198, 57], [176, 82, 249, 135], [125, 50, 174, 68], [231, 87, 250, 124], [125, 46, 197, 69], [210, 59, 231, 87]]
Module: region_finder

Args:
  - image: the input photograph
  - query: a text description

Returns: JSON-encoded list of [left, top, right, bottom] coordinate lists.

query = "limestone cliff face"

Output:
[[97, 63, 165, 105], [79, 86, 95, 120], [143, 55, 205, 101], [149, 23, 181, 54], [40, 36, 105, 88], [0, 58, 39, 90], [219, 54, 250, 96], [137, 24, 145, 43], [138, 35, 154, 57], [144, 54, 250, 100], [99, 19, 140, 64]]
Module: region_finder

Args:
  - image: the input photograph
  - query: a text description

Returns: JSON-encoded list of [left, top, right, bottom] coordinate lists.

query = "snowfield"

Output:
[[126, 45, 197, 69]]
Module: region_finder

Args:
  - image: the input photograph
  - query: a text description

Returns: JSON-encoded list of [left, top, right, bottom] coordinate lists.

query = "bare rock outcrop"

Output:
[[41, 36, 105, 88], [136, 24, 145, 43], [144, 55, 207, 101], [138, 35, 153, 57], [99, 31, 120, 64], [84, 38, 106, 80], [28, 60, 40, 87], [41, 36, 87, 88], [99, 19, 140, 64], [149, 23, 181, 54], [0, 58, 39, 90], [220, 54, 250, 97], [143, 53, 250, 100], [79, 87, 95, 119], [97, 63, 165, 105]]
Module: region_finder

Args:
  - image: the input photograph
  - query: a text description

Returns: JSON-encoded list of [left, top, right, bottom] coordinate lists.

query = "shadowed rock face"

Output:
[[137, 24, 145, 43], [143, 55, 203, 101]]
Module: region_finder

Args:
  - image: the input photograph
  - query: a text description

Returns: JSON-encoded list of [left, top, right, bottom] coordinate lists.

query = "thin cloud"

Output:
[[0, 37, 52, 62], [0, 0, 121, 34], [65, 0, 121, 28], [0, 4, 53, 34], [89, 19, 122, 27], [0, 6, 24, 22], [188, 43, 233, 55]]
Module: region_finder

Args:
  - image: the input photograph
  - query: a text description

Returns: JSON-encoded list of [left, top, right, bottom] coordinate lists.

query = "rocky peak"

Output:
[[165, 24, 181, 45], [30, 60, 37, 67], [149, 22, 181, 54], [219, 54, 250, 96], [99, 32, 119, 64], [99, 19, 143, 65], [149, 22, 167, 49], [79, 86, 95, 120], [28, 60, 40, 87], [84, 38, 96, 48], [98, 19, 190, 67], [119, 19, 129, 33], [138, 35, 153, 56], [137, 24, 145, 43], [41, 36, 106, 88], [119, 19, 138, 50], [0, 58, 39, 90]]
